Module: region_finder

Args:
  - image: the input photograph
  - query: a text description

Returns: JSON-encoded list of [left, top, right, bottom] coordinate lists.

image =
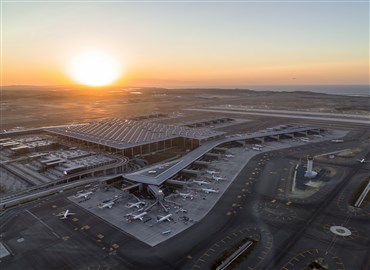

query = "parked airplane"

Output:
[[254, 144, 263, 148], [201, 188, 219, 194], [357, 158, 369, 163], [300, 137, 310, 142], [127, 212, 148, 222], [98, 201, 115, 209], [157, 214, 172, 223], [74, 191, 93, 199], [212, 175, 225, 181], [193, 180, 211, 185], [206, 169, 218, 175], [162, 230, 171, 235], [331, 139, 344, 143], [176, 191, 193, 199], [252, 147, 262, 151], [57, 209, 76, 219], [126, 201, 146, 208], [225, 154, 234, 158]]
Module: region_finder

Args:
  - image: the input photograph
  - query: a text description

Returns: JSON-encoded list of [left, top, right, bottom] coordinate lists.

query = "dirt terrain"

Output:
[[1, 86, 368, 130]]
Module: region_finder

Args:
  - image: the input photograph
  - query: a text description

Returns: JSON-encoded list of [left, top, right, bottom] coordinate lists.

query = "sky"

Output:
[[2, 1, 369, 87]]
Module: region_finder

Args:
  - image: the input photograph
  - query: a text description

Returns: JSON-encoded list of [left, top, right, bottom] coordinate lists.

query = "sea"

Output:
[[245, 85, 369, 97]]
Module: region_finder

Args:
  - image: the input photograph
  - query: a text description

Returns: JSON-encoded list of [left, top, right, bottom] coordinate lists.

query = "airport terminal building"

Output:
[[46, 118, 225, 158]]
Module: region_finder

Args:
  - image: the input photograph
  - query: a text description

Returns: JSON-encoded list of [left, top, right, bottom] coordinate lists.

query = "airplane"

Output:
[[254, 144, 263, 148], [98, 201, 115, 209], [357, 158, 369, 163], [157, 214, 172, 223], [126, 201, 146, 208], [300, 137, 310, 142], [201, 188, 219, 194], [74, 191, 93, 199], [225, 154, 234, 158], [162, 230, 171, 235], [127, 212, 148, 222], [252, 147, 262, 151], [176, 191, 193, 199], [331, 139, 344, 143], [57, 209, 76, 219], [206, 169, 218, 175], [212, 175, 225, 181], [192, 180, 211, 185]]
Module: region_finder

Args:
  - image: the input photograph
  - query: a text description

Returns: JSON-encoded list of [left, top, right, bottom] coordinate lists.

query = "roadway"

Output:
[[186, 108, 370, 125]]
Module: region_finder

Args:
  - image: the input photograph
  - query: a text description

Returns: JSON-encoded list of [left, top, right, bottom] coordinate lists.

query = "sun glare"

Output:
[[68, 50, 122, 87]]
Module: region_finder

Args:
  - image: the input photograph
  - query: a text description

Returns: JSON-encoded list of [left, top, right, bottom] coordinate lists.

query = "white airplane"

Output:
[[176, 191, 193, 199], [357, 158, 369, 163], [74, 191, 93, 199], [331, 139, 344, 143], [212, 175, 225, 181], [206, 169, 218, 175], [127, 212, 147, 222], [201, 188, 219, 194], [300, 137, 310, 142], [98, 201, 115, 209], [126, 201, 146, 208], [225, 154, 234, 158], [252, 147, 262, 151], [193, 180, 211, 185], [57, 209, 76, 219], [254, 144, 263, 148], [157, 214, 172, 223]]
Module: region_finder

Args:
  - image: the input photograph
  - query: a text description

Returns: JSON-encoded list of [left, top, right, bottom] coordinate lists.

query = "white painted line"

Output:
[[25, 209, 60, 238]]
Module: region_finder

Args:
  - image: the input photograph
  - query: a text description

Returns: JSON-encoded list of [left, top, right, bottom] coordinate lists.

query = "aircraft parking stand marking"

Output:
[[192, 227, 272, 270], [280, 249, 345, 270]]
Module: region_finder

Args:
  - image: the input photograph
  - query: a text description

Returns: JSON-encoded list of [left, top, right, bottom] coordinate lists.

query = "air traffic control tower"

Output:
[[304, 156, 317, 178]]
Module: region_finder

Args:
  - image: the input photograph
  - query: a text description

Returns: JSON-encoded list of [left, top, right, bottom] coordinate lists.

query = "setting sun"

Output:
[[68, 50, 122, 87]]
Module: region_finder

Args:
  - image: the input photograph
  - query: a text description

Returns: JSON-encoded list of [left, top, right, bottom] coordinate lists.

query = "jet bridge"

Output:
[[147, 185, 164, 201]]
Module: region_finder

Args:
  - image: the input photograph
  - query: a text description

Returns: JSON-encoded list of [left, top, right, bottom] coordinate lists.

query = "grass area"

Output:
[[350, 177, 370, 208], [211, 237, 257, 270]]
